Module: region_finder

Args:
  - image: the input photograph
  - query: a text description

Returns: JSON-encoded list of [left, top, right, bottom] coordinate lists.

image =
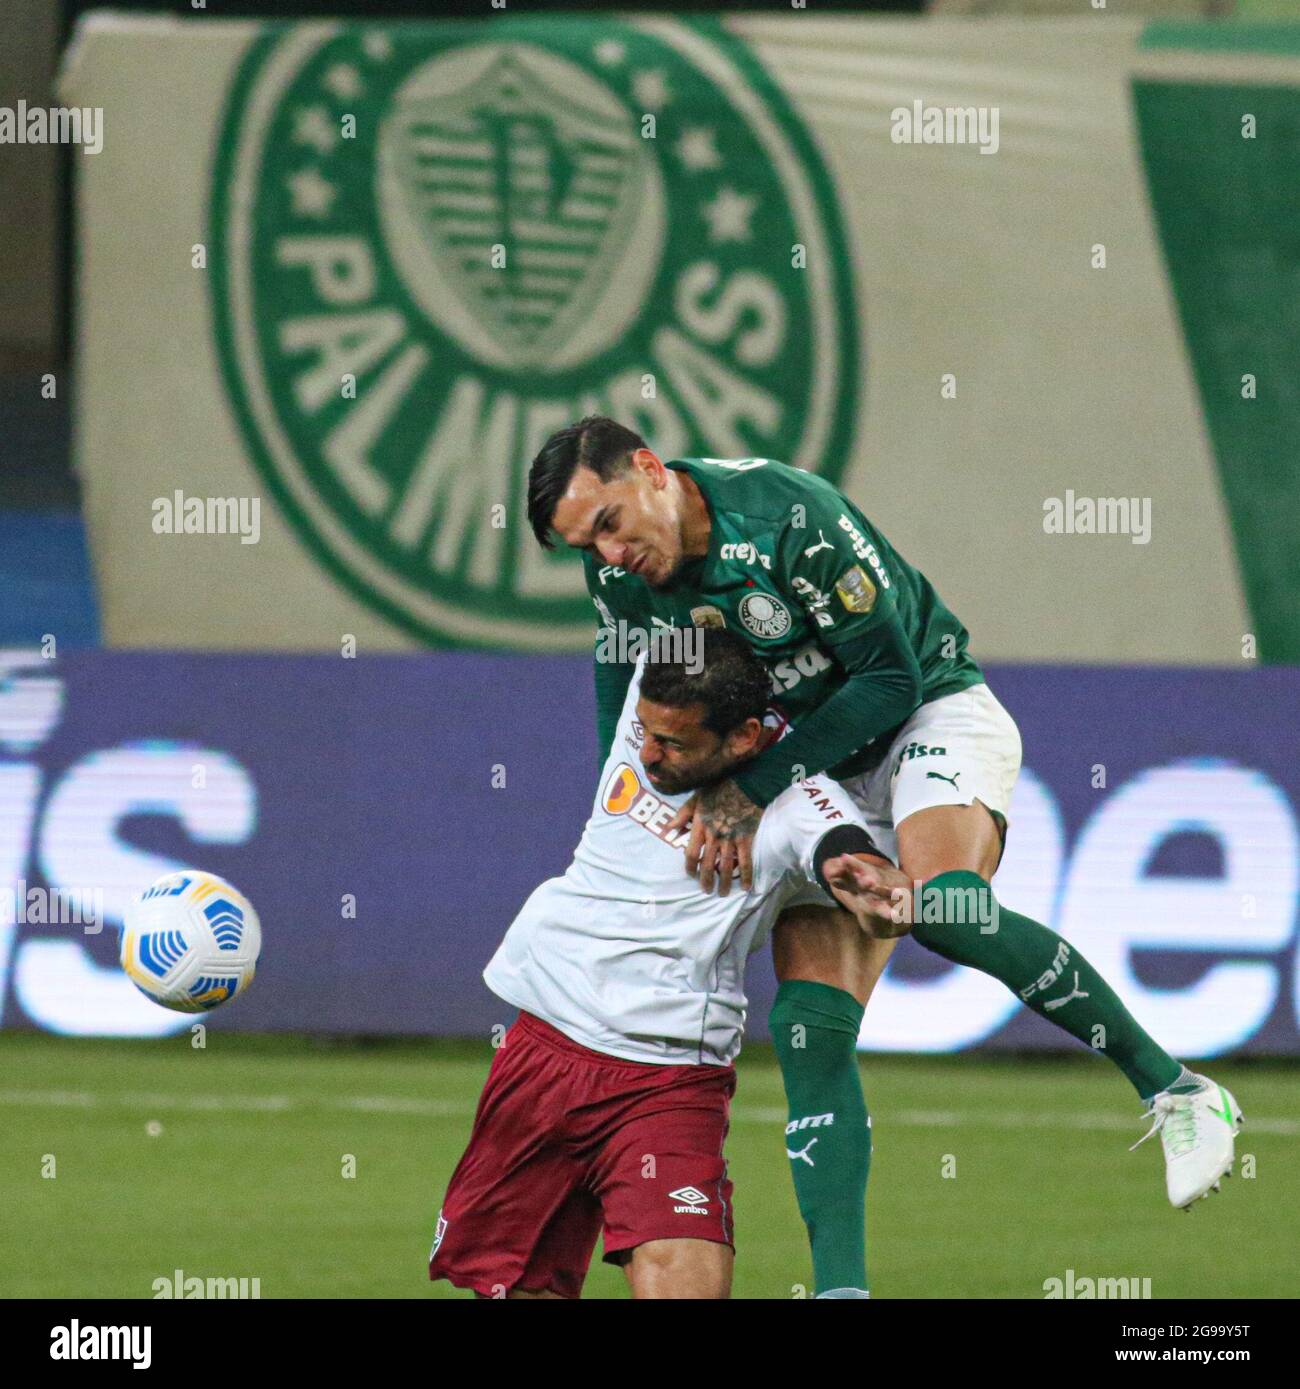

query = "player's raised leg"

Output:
[[839, 800, 1243, 1209], [770, 904, 896, 1299]]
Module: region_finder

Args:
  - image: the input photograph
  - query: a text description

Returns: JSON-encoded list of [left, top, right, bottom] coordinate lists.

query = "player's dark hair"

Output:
[[526, 415, 647, 550], [640, 627, 772, 739]]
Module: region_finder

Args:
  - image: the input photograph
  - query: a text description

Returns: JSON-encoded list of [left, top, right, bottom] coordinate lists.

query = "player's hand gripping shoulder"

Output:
[[665, 778, 762, 897], [820, 854, 917, 940]]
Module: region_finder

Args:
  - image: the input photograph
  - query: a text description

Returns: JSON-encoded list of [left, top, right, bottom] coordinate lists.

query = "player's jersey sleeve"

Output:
[[584, 554, 636, 764], [775, 489, 900, 648], [756, 774, 871, 887]]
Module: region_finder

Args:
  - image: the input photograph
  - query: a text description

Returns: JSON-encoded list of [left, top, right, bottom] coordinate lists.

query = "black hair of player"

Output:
[[526, 415, 647, 550], [639, 627, 772, 740]]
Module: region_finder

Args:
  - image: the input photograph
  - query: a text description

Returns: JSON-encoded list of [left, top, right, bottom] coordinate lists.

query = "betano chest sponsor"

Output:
[[602, 763, 691, 849], [600, 762, 845, 850]]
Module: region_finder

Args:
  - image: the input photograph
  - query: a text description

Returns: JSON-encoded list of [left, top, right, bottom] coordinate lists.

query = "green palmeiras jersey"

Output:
[[583, 456, 983, 808]]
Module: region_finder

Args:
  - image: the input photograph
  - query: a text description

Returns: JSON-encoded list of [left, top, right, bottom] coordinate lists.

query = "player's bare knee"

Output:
[[773, 904, 891, 1005], [627, 1239, 731, 1299], [897, 800, 1003, 883]]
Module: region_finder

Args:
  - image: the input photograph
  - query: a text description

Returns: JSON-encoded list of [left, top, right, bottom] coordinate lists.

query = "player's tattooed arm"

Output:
[[696, 777, 762, 837], [667, 779, 762, 896]]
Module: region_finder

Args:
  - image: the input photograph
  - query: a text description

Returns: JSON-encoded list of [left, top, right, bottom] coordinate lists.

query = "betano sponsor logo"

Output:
[[602, 763, 691, 850]]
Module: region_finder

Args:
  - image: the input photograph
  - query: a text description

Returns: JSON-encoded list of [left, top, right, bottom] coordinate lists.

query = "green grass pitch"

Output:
[[1, 1033, 1295, 1300]]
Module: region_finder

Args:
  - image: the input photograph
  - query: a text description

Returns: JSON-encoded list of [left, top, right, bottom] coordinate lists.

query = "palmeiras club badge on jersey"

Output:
[[210, 18, 858, 649], [738, 591, 792, 640]]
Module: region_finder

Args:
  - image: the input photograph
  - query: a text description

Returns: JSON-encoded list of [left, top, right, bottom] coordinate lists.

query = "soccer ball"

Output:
[[120, 870, 261, 1012]]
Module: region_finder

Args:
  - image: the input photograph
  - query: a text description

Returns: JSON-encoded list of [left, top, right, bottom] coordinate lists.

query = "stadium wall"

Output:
[[60, 14, 1300, 662], [0, 649, 1296, 1055]]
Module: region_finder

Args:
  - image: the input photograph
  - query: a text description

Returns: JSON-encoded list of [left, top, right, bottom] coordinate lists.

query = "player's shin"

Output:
[[909, 871, 1181, 1101], [769, 980, 871, 1297]]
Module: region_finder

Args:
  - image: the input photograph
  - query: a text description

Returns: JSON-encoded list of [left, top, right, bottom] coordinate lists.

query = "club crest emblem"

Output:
[[738, 591, 792, 640]]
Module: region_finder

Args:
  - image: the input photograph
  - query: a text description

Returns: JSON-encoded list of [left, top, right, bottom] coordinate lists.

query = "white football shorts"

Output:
[[779, 681, 1022, 911]]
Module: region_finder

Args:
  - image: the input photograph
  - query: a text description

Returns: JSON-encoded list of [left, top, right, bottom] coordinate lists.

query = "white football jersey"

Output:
[[483, 656, 868, 1065]]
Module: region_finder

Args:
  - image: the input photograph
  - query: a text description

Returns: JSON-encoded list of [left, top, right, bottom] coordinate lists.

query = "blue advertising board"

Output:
[[0, 649, 1296, 1054]]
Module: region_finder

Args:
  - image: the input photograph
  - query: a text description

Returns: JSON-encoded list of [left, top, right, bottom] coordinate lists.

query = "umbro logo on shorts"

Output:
[[669, 1186, 710, 1215]]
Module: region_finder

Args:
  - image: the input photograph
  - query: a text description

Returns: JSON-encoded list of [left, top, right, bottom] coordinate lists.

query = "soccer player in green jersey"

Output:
[[526, 416, 1244, 1298]]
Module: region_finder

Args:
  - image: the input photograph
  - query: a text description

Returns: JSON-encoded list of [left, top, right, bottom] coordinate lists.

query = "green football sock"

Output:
[[770, 979, 871, 1296], [911, 870, 1182, 1101]]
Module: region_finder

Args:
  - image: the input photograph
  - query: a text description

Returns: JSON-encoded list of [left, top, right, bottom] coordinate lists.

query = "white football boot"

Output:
[[1131, 1073, 1243, 1210]]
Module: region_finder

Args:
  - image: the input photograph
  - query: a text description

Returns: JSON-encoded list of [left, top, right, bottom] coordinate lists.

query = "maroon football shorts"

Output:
[[428, 1012, 736, 1298]]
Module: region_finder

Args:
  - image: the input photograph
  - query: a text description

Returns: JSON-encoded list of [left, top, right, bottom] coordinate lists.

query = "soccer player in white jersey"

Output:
[[428, 628, 894, 1300]]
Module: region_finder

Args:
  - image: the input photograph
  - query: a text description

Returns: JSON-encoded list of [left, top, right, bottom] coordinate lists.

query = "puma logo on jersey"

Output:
[[803, 531, 833, 558], [926, 770, 961, 789]]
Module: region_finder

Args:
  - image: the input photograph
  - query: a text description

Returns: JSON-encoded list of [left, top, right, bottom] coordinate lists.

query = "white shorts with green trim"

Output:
[[779, 681, 1022, 912]]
